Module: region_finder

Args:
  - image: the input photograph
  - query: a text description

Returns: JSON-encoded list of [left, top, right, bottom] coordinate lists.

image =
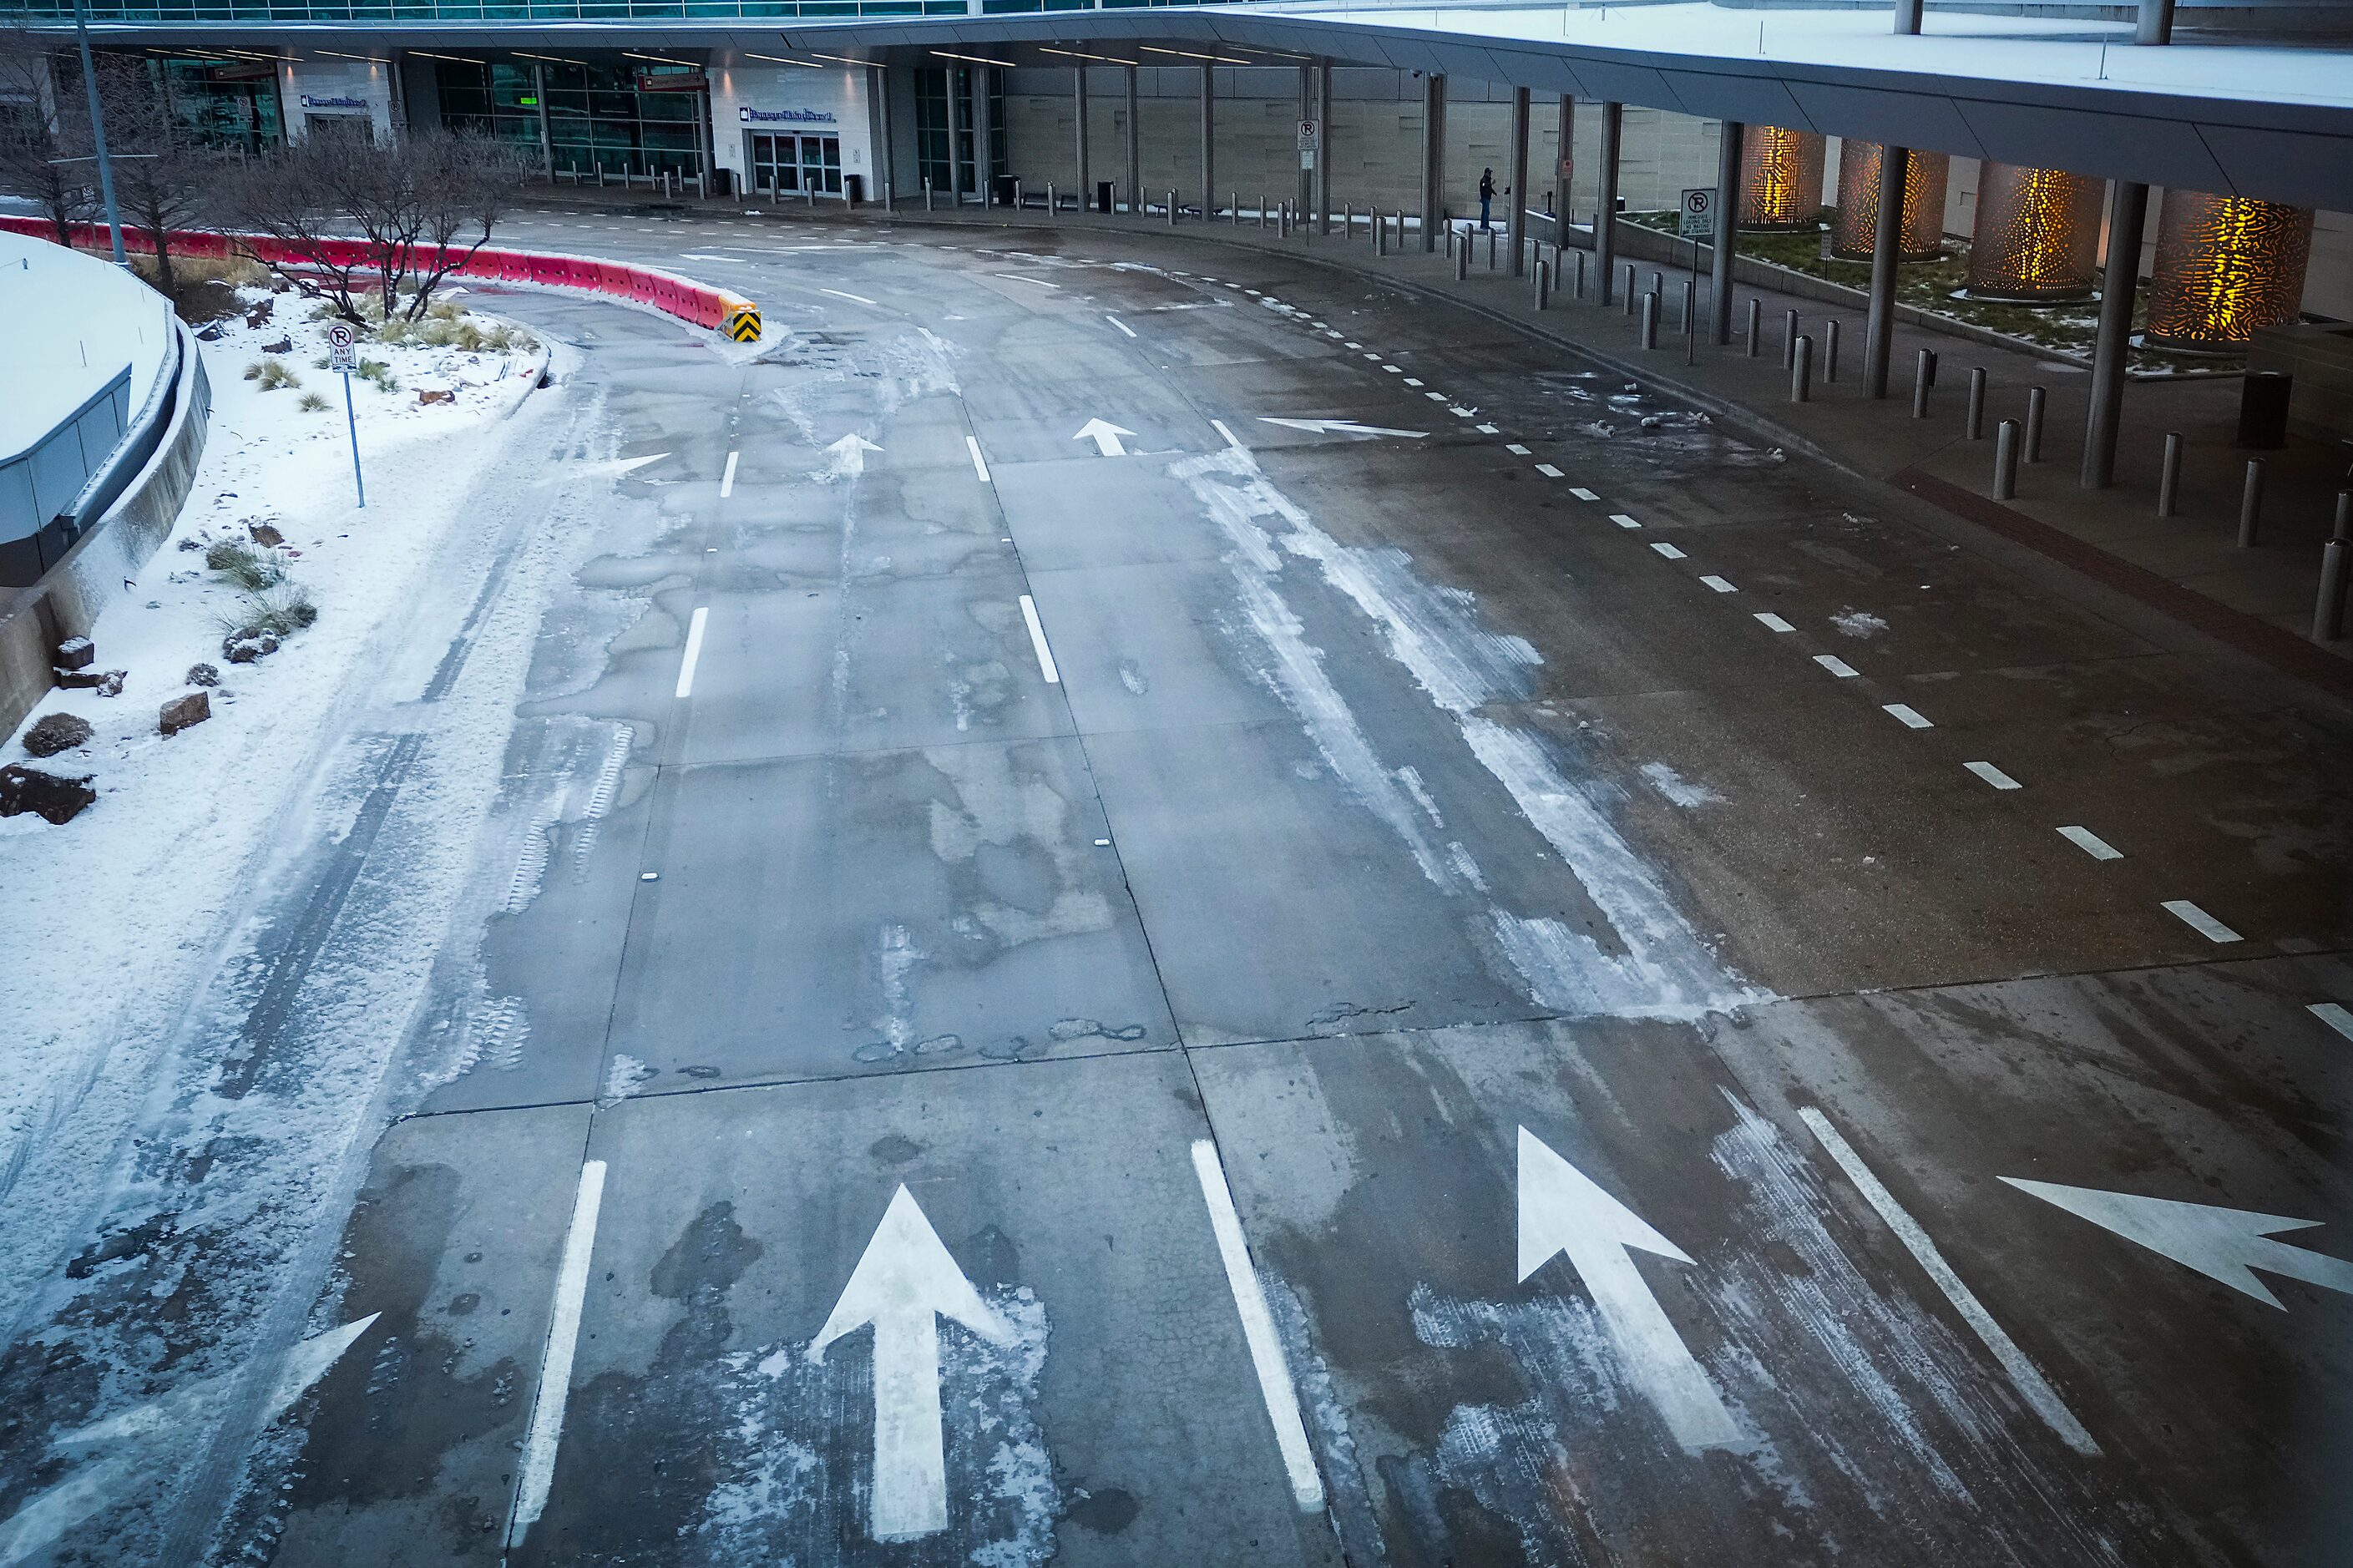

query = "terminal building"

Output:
[[9, 2, 2353, 459]]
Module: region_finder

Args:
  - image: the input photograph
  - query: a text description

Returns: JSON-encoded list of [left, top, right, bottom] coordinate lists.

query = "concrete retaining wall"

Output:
[[0, 319, 212, 737]]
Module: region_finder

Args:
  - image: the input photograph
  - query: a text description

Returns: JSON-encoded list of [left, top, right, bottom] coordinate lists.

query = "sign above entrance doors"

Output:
[[638, 71, 708, 93], [741, 106, 837, 124], [300, 94, 367, 110]]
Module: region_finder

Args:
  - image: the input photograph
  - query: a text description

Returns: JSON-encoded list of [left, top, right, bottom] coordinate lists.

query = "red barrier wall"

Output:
[[0, 217, 752, 336]]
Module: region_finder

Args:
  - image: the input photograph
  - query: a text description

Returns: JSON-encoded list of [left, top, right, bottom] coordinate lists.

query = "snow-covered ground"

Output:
[[0, 282, 549, 1244]]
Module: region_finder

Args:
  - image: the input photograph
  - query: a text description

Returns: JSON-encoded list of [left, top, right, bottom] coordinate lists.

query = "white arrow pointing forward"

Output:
[[2004, 1178, 2353, 1308], [1073, 417, 1136, 457], [811, 1186, 1015, 1542], [1257, 417, 1429, 440], [1517, 1126, 1741, 1453], [822, 432, 884, 479]]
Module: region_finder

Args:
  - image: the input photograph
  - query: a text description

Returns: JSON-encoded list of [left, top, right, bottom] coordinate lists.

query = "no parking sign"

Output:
[[1678, 187, 1716, 238]]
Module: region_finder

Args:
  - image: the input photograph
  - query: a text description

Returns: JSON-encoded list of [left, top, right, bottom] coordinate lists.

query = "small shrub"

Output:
[[244, 584, 318, 637], [428, 299, 467, 321], [359, 358, 399, 394], [244, 357, 301, 392], [298, 392, 330, 412], [205, 540, 285, 592]]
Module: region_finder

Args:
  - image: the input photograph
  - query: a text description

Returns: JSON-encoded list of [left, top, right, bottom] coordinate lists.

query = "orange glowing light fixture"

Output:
[[1738, 126, 1824, 231], [2145, 190, 2314, 350], [1830, 144, 1948, 262]]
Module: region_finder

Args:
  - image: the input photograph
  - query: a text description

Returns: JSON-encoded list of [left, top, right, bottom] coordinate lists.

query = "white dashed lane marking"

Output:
[[1755, 612, 1796, 632], [1610, 513, 1642, 529], [2058, 825, 2123, 860], [1651, 542, 1688, 560], [1814, 655, 1860, 678], [1106, 314, 1137, 337], [1882, 703, 1932, 728], [2310, 1002, 2353, 1042], [674, 607, 710, 701], [1964, 760, 2021, 790], [1700, 575, 1737, 593], [1018, 594, 1061, 685], [965, 436, 992, 483], [1569, 487, 1599, 501], [2163, 900, 2243, 943], [1506, 443, 1531, 455], [1535, 463, 1563, 478]]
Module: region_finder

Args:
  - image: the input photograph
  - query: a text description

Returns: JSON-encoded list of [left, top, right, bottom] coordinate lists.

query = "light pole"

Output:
[[71, 0, 126, 266]]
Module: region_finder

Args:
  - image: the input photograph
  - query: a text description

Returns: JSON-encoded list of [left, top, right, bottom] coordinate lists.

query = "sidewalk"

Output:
[[517, 185, 2353, 698]]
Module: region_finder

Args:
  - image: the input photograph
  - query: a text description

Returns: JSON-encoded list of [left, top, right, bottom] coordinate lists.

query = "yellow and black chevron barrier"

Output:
[[725, 303, 762, 342]]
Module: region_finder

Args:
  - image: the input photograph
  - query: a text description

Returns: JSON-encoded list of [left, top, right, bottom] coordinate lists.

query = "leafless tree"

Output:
[[93, 53, 212, 298], [0, 23, 94, 246], [220, 127, 528, 326]]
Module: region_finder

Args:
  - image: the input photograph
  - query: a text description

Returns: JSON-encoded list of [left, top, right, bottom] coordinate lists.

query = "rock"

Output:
[[244, 298, 274, 327], [177, 535, 204, 551], [417, 388, 456, 406], [195, 322, 225, 341], [248, 523, 284, 548], [23, 712, 92, 757], [55, 635, 94, 671], [186, 662, 220, 687], [55, 665, 124, 692], [223, 628, 279, 664], [0, 764, 96, 825], [262, 336, 292, 355], [159, 691, 210, 736]]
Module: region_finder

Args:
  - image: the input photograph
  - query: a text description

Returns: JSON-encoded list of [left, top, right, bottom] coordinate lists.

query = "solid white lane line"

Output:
[[675, 607, 710, 700], [2057, 825, 2123, 861], [507, 1159, 610, 1551], [2310, 1002, 2353, 1042], [1814, 654, 1860, 678], [1191, 1140, 1326, 1512], [1610, 513, 1642, 529], [1536, 463, 1564, 478], [1700, 575, 1738, 594], [720, 450, 739, 498], [1798, 1110, 2101, 1458], [965, 436, 991, 483], [1018, 594, 1060, 685], [999, 273, 1060, 290], [1506, 443, 1531, 455], [821, 286, 878, 306], [1569, 487, 1599, 501], [2163, 899, 2242, 943], [1964, 760, 2021, 790], [1755, 612, 1796, 632], [1651, 542, 1688, 560], [1211, 418, 1243, 449], [1106, 313, 1137, 337]]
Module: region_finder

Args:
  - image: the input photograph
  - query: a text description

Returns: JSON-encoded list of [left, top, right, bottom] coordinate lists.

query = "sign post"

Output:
[[327, 323, 365, 508], [1678, 187, 1717, 364], [1297, 118, 1319, 170]]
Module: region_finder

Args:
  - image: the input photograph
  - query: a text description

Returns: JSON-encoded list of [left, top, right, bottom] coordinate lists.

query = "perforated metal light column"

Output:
[[1831, 144, 1947, 261], [2145, 190, 2314, 350], [1738, 126, 1824, 230], [1964, 163, 2102, 301]]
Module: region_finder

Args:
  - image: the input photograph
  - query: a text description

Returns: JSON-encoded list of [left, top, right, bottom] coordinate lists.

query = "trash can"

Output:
[[844, 174, 865, 206], [991, 175, 1017, 209], [1096, 180, 1115, 215], [2238, 370, 2293, 449]]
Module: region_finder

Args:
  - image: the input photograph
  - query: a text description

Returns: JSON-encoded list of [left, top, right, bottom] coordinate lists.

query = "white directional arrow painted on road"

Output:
[[811, 1186, 1015, 1543], [1257, 417, 1429, 440], [1073, 417, 1136, 457], [2004, 1179, 2353, 1308], [1517, 1126, 1741, 1453], [821, 432, 883, 479]]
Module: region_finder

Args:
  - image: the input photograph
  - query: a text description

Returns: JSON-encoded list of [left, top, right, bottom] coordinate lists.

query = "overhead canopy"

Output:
[[62, 0, 2353, 210]]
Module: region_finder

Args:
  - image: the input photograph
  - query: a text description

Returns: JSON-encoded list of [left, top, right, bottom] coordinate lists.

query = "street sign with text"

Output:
[[1678, 187, 1716, 238]]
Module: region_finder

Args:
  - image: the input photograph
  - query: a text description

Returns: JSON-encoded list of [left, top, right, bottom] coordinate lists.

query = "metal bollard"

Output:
[[1911, 348, 1933, 418], [2158, 431, 2183, 517], [1640, 291, 1659, 351], [1169, 190, 1177, 229], [1486, 228, 1498, 271], [1745, 297, 1761, 358], [2315, 493, 2352, 641], [1824, 318, 1841, 383], [1993, 419, 2021, 501], [1649, 269, 1663, 302], [1966, 367, 1988, 439], [1783, 309, 1799, 369], [1456, 234, 1469, 281], [923, 178, 934, 211], [1377, 212, 1388, 256], [1574, 249, 1586, 300], [2238, 459, 2265, 547], [1623, 264, 1637, 313], [1445, 224, 1455, 258], [1258, 194, 1267, 230], [1344, 200, 1354, 235], [1536, 256, 1549, 310], [2025, 386, 2047, 463], [1680, 278, 1694, 333], [1230, 190, 1237, 225], [1047, 182, 1056, 215], [1792, 334, 1814, 402], [1013, 179, 1022, 210]]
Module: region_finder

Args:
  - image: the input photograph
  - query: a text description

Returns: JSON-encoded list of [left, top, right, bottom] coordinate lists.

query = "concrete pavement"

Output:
[[1, 207, 2346, 1567]]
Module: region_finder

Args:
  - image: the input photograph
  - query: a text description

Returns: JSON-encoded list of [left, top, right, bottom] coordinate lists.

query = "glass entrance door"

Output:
[[748, 131, 841, 197]]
